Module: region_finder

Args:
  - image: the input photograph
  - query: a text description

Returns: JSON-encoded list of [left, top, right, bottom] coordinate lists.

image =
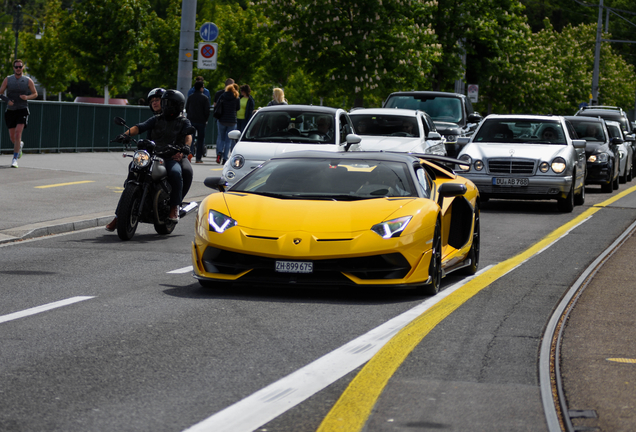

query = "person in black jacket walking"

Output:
[[186, 81, 211, 163], [215, 84, 240, 164]]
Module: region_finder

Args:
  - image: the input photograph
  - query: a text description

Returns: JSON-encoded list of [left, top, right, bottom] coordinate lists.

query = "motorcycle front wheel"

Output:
[[117, 185, 142, 241], [153, 188, 176, 235]]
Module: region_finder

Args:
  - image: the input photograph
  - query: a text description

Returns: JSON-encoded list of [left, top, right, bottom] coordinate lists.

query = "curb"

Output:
[[0, 213, 114, 245]]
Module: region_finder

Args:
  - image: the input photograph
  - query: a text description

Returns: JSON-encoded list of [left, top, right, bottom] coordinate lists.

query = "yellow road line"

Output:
[[607, 358, 636, 364], [316, 192, 636, 432], [35, 181, 95, 189]]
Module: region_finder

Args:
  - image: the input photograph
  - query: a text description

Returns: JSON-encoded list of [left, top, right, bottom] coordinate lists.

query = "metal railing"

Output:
[[0, 100, 219, 153]]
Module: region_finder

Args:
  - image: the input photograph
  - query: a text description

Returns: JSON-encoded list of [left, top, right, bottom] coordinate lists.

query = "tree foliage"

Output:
[[257, 0, 441, 106], [23, 0, 76, 97], [61, 0, 150, 96]]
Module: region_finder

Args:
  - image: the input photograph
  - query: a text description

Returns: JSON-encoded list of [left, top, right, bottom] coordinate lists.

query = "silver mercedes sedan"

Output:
[[456, 114, 587, 212]]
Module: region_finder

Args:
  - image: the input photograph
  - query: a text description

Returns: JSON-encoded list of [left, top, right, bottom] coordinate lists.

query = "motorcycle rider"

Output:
[[110, 89, 193, 225]]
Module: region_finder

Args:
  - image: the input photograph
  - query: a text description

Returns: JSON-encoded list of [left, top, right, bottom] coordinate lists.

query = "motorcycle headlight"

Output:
[[231, 155, 245, 169], [133, 150, 151, 168], [551, 157, 566, 173], [371, 216, 412, 239], [208, 210, 237, 233]]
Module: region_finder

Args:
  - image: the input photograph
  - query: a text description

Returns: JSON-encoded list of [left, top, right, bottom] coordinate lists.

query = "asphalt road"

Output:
[[1, 152, 635, 432]]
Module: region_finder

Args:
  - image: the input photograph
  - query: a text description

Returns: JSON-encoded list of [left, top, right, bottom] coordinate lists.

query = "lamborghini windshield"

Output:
[[473, 119, 567, 144], [243, 109, 337, 144], [232, 158, 417, 199]]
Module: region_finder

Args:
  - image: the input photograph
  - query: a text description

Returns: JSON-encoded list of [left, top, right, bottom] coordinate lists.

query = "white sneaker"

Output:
[[18, 141, 23, 159], [11, 157, 18, 168]]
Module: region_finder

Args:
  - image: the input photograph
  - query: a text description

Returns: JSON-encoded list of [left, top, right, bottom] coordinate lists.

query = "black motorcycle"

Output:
[[111, 116, 198, 241]]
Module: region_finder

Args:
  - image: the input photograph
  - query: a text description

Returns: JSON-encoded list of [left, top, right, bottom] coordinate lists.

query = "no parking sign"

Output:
[[198, 42, 217, 70]]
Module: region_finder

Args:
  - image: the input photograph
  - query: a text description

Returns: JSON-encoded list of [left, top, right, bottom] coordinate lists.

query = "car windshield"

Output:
[[351, 114, 420, 137], [384, 95, 462, 124], [243, 109, 336, 144], [232, 158, 416, 199], [606, 124, 622, 139], [473, 119, 566, 144], [570, 120, 607, 143]]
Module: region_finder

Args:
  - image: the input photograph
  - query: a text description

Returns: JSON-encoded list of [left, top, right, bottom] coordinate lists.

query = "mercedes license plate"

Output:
[[275, 261, 313, 273], [493, 177, 529, 187]]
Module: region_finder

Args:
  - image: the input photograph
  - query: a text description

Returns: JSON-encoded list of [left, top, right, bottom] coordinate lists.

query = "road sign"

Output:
[[467, 84, 479, 103], [198, 42, 217, 70], [200, 22, 218, 42]]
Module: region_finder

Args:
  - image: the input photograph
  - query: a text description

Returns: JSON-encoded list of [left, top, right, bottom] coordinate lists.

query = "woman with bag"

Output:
[[215, 84, 240, 164]]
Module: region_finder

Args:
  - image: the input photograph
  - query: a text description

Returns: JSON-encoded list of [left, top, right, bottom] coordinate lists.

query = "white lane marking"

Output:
[[168, 266, 193, 274], [182, 269, 492, 432], [0, 296, 95, 324]]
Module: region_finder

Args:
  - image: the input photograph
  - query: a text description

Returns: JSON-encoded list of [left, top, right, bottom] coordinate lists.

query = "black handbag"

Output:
[[213, 100, 224, 119]]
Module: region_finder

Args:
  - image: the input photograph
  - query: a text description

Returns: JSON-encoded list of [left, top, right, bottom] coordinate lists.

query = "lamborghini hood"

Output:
[[222, 193, 419, 233]]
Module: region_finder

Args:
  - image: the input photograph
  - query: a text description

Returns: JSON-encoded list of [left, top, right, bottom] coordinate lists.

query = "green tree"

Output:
[[61, 0, 150, 97], [256, 0, 440, 107], [137, 0, 181, 90], [22, 0, 77, 98]]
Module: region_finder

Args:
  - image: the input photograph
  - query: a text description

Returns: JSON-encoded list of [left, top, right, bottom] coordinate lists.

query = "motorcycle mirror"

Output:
[[114, 116, 127, 126]]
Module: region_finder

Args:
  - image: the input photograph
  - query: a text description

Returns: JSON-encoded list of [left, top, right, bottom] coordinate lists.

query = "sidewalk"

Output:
[[560, 229, 636, 431], [0, 152, 221, 244]]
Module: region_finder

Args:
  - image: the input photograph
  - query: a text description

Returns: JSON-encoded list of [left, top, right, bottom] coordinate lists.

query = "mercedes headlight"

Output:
[[208, 210, 237, 233], [132, 150, 150, 168], [371, 216, 412, 239], [457, 154, 472, 171], [551, 157, 566, 173]]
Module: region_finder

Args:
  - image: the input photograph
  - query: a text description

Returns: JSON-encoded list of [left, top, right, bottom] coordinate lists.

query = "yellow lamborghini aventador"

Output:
[[191, 151, 480, 295]]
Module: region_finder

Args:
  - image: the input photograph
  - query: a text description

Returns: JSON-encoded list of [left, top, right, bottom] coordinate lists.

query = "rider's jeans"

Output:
[[165, 159, 183, 207]]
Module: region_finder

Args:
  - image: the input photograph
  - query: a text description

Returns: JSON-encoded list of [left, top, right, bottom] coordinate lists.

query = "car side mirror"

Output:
[[625, 134, 635, 142], [204, 176, 226, 192], [467, 113, 482, 124], [610, 137, 624, 146], [228, 130, 242, 140], [456, 137, 471, 145], [344, 133, 362, 151], [437, 182, 466, 207], [571, 139, 586, 149], [428, 131, 442, 140]]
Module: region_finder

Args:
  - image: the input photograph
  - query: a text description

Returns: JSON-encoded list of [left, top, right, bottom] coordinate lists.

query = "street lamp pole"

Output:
[[591, 0, 603, 105], [13, 5, 23, 59]]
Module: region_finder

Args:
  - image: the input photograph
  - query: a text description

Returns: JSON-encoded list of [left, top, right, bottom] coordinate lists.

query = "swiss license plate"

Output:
[[275, 261, 313, 273], [493, 177, 529, 187]]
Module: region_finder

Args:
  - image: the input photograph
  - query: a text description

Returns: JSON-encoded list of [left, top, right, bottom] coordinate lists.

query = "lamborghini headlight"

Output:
[[208, 210, 237, 233], [132, 150, 151, 168], [371, 216, 412, 239], [551, 157, 566, 173]]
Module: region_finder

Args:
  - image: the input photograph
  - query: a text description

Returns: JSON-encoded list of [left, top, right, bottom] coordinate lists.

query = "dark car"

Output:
[[382, 91, 483, 157], [565, 116, 620, 192], [574, 105, 636, 136]]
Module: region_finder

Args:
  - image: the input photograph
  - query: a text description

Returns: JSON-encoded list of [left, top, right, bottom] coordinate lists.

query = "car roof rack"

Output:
[[581, 105, 621, 111]]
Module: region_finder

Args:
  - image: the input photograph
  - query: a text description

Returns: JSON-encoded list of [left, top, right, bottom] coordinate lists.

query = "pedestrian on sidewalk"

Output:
[[213, 78, 234, 164], [185, 81, 211, 163], [0, 59, 38, 168]]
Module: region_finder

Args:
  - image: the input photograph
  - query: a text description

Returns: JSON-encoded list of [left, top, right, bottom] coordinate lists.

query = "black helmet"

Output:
[[161, 89, 185, 120], [147, 87, 165, 113]]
